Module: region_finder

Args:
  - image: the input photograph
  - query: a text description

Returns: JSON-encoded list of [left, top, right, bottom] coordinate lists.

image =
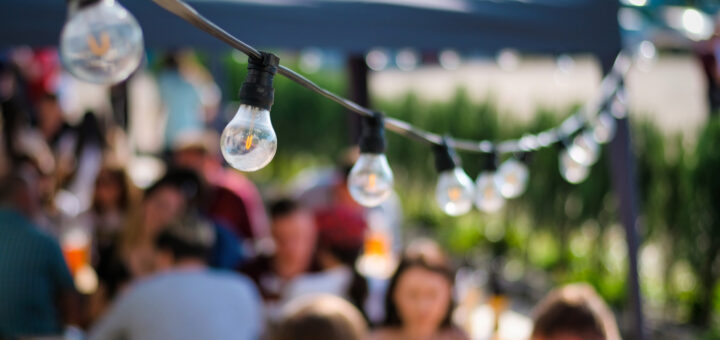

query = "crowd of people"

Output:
[[1, 48, 622, 340]]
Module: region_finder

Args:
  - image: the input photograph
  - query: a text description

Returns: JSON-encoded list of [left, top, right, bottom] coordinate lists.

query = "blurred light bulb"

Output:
[[60, 0, 144, 84], [221, 104, 277, 172], [436, 167, 474, 216], [559, 149, 590, 183], [567, 132, 599, 166], [592, 114, 617, 144], [348, 153, 394, 207], [474, 172, 505, 213], [495, 158, 529, 199]]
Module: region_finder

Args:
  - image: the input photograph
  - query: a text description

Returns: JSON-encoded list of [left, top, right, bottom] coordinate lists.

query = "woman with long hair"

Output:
[[371, 239, 469, 340]]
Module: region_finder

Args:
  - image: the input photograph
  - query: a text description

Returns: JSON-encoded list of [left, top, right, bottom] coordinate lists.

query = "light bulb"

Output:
[[60, 0, 144, 84], [436, 167, 474, 216], [348, 153, 394, 207], [567, 132, 599, 166], [220, 104, 277, 172], [495, 158, 529, 199], [592, 114, 616, 144], [474, 171, 505, 213], [559, 149, 590, 183]]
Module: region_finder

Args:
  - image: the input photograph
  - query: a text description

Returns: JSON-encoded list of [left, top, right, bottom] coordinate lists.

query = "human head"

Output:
[[383, 239, 455, 336], [36, 92, 64, 139], [531, 283, 620, 340], [93, 166, 134, 214], [0, 158, 41, 216], [269, 198, 317, 280], [271, 294, 368, 340], [142, 168, 203, 236], [154, 215, 215, 271], [314, 205, 367, 269], [171, 130, 219, 175]]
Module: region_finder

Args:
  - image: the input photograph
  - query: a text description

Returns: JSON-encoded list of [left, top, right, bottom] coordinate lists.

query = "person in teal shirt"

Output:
[[0, 166, 77, 338]]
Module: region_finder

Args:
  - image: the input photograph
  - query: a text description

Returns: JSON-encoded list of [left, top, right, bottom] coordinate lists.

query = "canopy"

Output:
[[1, 0, 621, 56]]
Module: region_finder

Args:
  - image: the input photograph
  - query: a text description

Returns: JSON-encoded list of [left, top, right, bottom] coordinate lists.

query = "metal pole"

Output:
[[601, 63, 646, 339]]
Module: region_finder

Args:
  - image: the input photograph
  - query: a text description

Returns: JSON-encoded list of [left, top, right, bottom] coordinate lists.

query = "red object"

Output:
[[314, 205, 367, 250]]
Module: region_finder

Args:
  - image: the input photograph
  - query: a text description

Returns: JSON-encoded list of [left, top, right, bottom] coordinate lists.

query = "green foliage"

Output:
[[219, 60, 719, 330]]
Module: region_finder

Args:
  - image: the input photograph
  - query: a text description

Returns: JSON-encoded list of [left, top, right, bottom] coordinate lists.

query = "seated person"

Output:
[[371, 239, 469, 340], [530, 283, 620, 340], [89, 215, 263, 340], [239, 198, 318, 317]]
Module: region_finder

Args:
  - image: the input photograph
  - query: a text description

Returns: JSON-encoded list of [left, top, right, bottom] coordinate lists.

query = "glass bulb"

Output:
[[220, 104, 277, 172], [592, 114, 616, 144], [559, 149, 590, 183], [60, 0, 144, 84], [348, 154, 394, 207], [436, 167, 474, 216], [495, 158, 529, 199], [474, 171, 505, 213], [567, 132, 599, 166]]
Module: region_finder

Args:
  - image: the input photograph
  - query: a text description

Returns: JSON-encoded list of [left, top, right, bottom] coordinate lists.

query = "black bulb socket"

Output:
[[70, 0, 102, 9], [239, 52, 280, 111], [359, 112, 386, 154], [433, 138, 459, 173]]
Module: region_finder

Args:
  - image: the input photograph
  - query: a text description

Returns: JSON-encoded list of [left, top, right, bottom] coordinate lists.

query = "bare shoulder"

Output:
[[439, 327, 470, 340], [369, 328, 399, 340]]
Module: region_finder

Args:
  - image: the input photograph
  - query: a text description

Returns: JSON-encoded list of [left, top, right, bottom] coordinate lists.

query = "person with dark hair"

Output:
[[171, 131, 269, 252], [240, 197, 318, 317], [371, 239, 469, 340], [530, 283, 620, 340], [283, 205, 369, 316], [0, 164, 81, 338], [89, 216, 264, 340], [270, 294, 368, 340], [119, 167, 241, 279]]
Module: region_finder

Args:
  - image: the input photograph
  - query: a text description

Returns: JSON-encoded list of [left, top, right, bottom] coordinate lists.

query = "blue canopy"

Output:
[[1, 0, 621, 56]]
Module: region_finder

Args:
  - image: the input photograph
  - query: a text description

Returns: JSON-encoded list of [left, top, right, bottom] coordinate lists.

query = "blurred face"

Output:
[[94, 171, 122, 211], [142, 187, 185, 235], [271, 210, 317, 280], [393, 266, 451, 336], [37, 98, 63, 138]]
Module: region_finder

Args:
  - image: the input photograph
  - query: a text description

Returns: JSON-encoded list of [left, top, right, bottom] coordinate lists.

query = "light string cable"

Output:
[[151, 0, 632, 154]]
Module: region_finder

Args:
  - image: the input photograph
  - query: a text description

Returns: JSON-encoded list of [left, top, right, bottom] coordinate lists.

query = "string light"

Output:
[[495, 155, 529, 199], [433, 140, 474, 216], [348, 113, 394, 207], [567, 131, 600, 166], [60, 0, 143, 84], [592, 113, 617, 144], [559, 145, 590, 184], [59, 0, 635, 214], [220, 52, 279, 172], [475, 154, 505, 213]]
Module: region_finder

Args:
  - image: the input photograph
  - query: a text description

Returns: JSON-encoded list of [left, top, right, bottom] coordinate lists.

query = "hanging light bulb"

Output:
[[221, 52, 279, 172], [474, 154, 505, 213], [433, 139, 474, 216], [567, 131, 599, 166], [559, 147, 590, 183], [348, 112, 394, 207], [60, 0, 144, 84], [494, 155, 529, 199], [592, 113, 617, 144]]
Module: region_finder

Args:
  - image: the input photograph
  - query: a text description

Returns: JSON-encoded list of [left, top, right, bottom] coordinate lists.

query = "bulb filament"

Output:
[[87, 32, 111, 56], [367, 173, 377, 189], [448, 187, 461, 201], [244, 109, 257, 151]]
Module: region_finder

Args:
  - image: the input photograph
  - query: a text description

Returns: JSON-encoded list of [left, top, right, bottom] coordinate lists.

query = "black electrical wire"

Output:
[[151, 0, 632, 154]]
